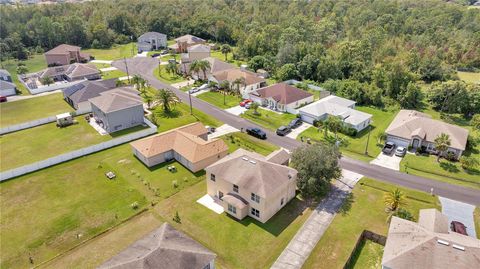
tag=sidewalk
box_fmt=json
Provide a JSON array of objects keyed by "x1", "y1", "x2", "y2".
[{"x1": 6, "y1": 90, "x2": 62, "y2": 102}]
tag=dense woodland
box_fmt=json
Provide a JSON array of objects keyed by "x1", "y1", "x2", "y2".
[{"x1": 1, "y1": 0, "x2": 479, "y2": 114}]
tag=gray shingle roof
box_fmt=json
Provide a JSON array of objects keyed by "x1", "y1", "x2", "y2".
[
  {"x1": 89, "y1": 88, "x2": 142, "y2": 113},
  {"x1": 139, "y1": 32, "x2": 167, "y2": 40},
  {"x1": 64, "y1": 79, "x2": 117, "y2": 105},
  {"x1": 0, "y1": 80, "x2": 16, "y2": 90}
]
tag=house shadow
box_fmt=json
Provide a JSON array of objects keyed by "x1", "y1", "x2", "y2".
[
  {"x1": 133, "y1": 155, "x2": 205, "y2": 177},
  {"x1": 439, "y1": 162, "x2": 460, "y2": 173}
]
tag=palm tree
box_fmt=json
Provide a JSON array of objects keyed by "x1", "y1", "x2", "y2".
[
  {"x1": 325, "y1": 115, "x2": 343, "y2": 141},
  {"x1": 138, "y1": 79, "x2": 148, "y2": 96},
  {"x1": 220, "y1": 44, "x2": 232, "y2": 61},
  {"x1": 144, "y1": 94, "x2": 153, "y2": 109},
  {"x1": 219, "y1": 80, "x2": 230, "y2": 105},
  {"x1": 165, "y1": 61, "x2": 178, "y2": 77},
  {"x1": 190, "y1": 60, "x2": 201, "y2": 79},
  {"x1": 155, "y1": 89, "x2": 179, "y2": 113},
  {"x1": 131, "y1": 74, "x2": 143, "y2": 90},
  {"x1": 434, "y1": 133, "x2": 451, "y2": 162},
  {"x1": 196, "y1": 60, "x2": 211, "y2": 81},
  {"x1": 384, "y1": 189, "x2": 407, "y2": 212},
  {"x1": 232, "y1": 77, "x2": 245, "y2": 99},
  {"x1": 250, "y1": 102, "x2": 260, "y2": 115}
]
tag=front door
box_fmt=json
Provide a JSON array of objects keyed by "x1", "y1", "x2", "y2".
[
  {"x1": 412, "y1": 139, "x2": 420, "y2": 148},
  {"x1": 218, "y1": 191, "x2": 224, "y2": 199}
]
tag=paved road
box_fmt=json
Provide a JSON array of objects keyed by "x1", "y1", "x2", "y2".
[{"x1": 113, "y1": 58, "x2": 480, "y2": 205}]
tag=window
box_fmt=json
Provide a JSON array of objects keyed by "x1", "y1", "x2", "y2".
[
  {"x1": 233, "y1": 184, "x2": 239, "y2": 193},
  {"x1": 251, "y1": 208, "x2": 260, "y2": 218},
  {"x1": 251, "y1": 193, "x2": 260, "y2": 203},
  {"x1": 281, "y1": 198, "x2": 284, "y2": 206},
  {"x1": 228, "y1": 204, "x2": 237, "y2": 214},
  {"x1": 210, "y1": 174, "x2": 215, "y2": 182}
]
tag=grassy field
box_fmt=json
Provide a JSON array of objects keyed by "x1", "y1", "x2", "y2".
[
  {"x1": 457, "y1": 71, "x2": 480, "y2": 84},
  {"x1": 210, "y1": 48, "x2": 246, "y2": 67},
  {"x1": 221, "y1": 132, "x2": 279, "y2": 156},
  {"x1": 0, "y1": 93, "x2": 72, "y2": 127},
  {"x1": 81, "y1": 43, "x2": 137, "y2": 61},
  {"x1": 153, "y1": 65, "x2": 186, "y2": 84},
  {"x1": 197, "y1": 91, "x2": 240, "y2": 109},
  {"x1": 298, "y1": 106, "x2": 398, "y2": 162},
  {"x1": 303, "y1": 177, "x2": 440, "y2": 269},
  {"x1": 101, "y1": 69, "x2": 127, "y2": 80},
  {"x1": 241, "y1": 108, "x2": 297, "y2": 131},
  {"x1": 152, "y1": 102, "x2": 222, "y2": 132},
  {"x1": 0, "y1": 54, "x2": 48, "y2": 94},
  {"x1": 347, "y1": 239, "x2": 384, "y2": 269}
]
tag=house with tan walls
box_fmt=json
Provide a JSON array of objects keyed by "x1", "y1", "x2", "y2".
[
  {"x1": 130, "y1": 122, "x2": 228, "y2": 173},
  {"x1": 210, "y1": 68, "x2": 267, "y2": 99},
  {"x1": 181, "y1": 44, "x2": 211, "y2": 63},
  {"x1": 249, "y1": 83, "x2": 314, "y2": 114},
  {"x1": 44, "y1": 44, "x2": 90, "y2": 66},
  {"x1": 205, "y1": 148, "x2": 297, "y2": 223},
  {"x1": 168, "y1": 34, "x2": 206, "y2": 53}
]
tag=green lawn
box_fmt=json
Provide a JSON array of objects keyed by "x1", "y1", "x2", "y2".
[
  {"x1": 475, "y1": 208, "x2": 480, "y2": 239},
  {"x1": 241, "y1": 109, "x2": 297, "y2": 131},
  {"x1": 101, "y1": 69, "x2": 127, "y2": 80},
  {"x1": 81, "y1": 43, "x2": 137, "y2": 61},
  {"x1": 91, "y1": 62, "x2": 111, "y2": 69},
  {"x1": 197, "y1": 91, "x2": 240, "y2": 109},
  {"x1": 347, "y1": 239, "x2": 384, "y2": 269},
  {"x1": 153, "y1": 65, "x2": 187, "y2": 84},
  {"x1": 302, "y1": 177, "x2": 440, "y2": 269},
  {"x1": 221, "y1": 132, "x2": 279, "y2": 156},
  {"x1": 457, "y1": 71, "x2": 480, "y2": 84},
  {"x1": 210, "y1": 49, "x2": 246, "y2": 67},
  {"x1": 298, "y1": 106, "x2": 398, "y2": 162},
  {"x1": 0, "y1": 93, "x2": 72, "y2": 127},
  {"x1": 1, "y1": 54, "x2": 48, "y2": 94}
]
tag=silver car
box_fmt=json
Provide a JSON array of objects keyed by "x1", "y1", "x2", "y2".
[{"x1": 395, "y1": 146, "x2": 406, "y2": 157}]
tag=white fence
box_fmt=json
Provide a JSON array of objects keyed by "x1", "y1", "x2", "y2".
[
  {"x1": 0, "y1": 116, "x2": 57, "y2": 135},
  {"x1": 19, "y1": 73, "x2": 87, "y2": 95},
  {"x1": 0, "y1": 119, "x2": 157, "y2": 181}
]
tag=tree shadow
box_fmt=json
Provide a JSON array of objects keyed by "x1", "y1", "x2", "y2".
[
  {"x1": 439, "y1": 161, "x2": 460, "y2": 173},
  {"x1": 158, "y1": 109, "x2": 182, "y2": 119},
  {"x1": 340, "y1": 193, "x2": 355, "y2": 216}
]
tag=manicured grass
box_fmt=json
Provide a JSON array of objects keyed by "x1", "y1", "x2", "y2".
[
  {"x1": 210, "y1": 49, "x2": 246, "y2": 67},
  {"x1": 197, "y1": 91, "x2": 240, "y2": 109},
  {"x1": 81, "y1": 43, "x2": 137, "y2": 61},
  {"x1": 153, "y1": 65, "x2": 186, "y2": 84},
  {"x1": 101, "y1": 69, "x2": 127, "y2": 80},
  {"x1": 474, "y1": 207, "x2": 480, "y2": 239},
  {"x1": 347, "y1": 240, "x2": 384, "y2": 269},
  {"x1": 91, "y1": 62, "x2": 111, "y2": 69},
  {"x1": 302, "y1": 178, "x2": 440, "y2": 269},
  {"x1": 241, "y1": 108, "x2": 297, "y2": 131},
  {"x1": 457, "y1": 71, "x2": 480, "y2": 84},
  {"x1": 154, "y1": 180, "x2": 314, "y2": 269},
  {"x1": 1, "y1": 54, "x2": 48, "y2": 94},
  {"x1": 298, "y1": 106, "x2": 398, "y2": 162},
  {"x1": 221, "y1": 132, "x2": 279, "y2": 156},
  {"x1": 0, "y1": 93, "x2": 72, "y2": 127}
]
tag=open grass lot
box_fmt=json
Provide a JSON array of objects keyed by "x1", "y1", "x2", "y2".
[
  {"x1": 457, "y1": 71, "x2": 480, "y2": 84},
  {"x1": 221, "y1": 132, "x2": 279, "y2": 155},
  {"x1": 197, "y1": 91, "x2": 240, "y2": 109},
  {"x1": 298, "y1": 106, "x2": 398, "y2": 162},
  {"x1": 302, "y1": 177, "x2": 440, "y2": 269},
  {"x1": 347, "y1": 239, "x2": 384, "y2": 269},
  {"x1": 153, "y1": 65, "x2": 186, "y2": 84},
  {"x1": 152, "y1": 102, "x2": 222, "y2": 132},
  {"x1": 81, "y1": 43, "x2": 137, "y2": 61},
  {"x1": 0, "y1": 93, "x2": 72, "y2": 127},
  {"x1": 241, "y1": 108, "x2": 297, "y2": 131},
  {"x1": 154, "y1": 179, "x2": 314, "y2": 269},
  {"x1": 210, "y1": 49, "x2": 246, "y2": 67},
  {"x1": 101, "y1": 69, "x2": 127, "y2": 80},
  {"x1": 91, "y1": 62, "x2": 111, "y2": 69},
  {"x1": 1, "y1": 54, "x2": 48, "y2": 94}
]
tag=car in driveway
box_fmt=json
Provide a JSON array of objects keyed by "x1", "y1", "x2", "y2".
[
  {"x1": 240, "y1": 99, "x2": 252, "y2": 107},
  {"x1": 382, "y1": 142, "x2": 396, "y2": 154},
  {"x1": 197, "y1": 83, "x2": 209, "y2": 91},
  {"x1": 246, "y1": 127, "x2": 267, "y2": 139},
  {"x1": 188, "y1": 88, "x2": 200, "y2": 94},
  {"x1": 276, "y1": 126, "x2": 291, "y2": 136},
  {"x1": 395, "y1": 146, "x2": 406, "y2": 157},
  {"x1": 288, "y1": 118, "x2": 303, "y2": 129},
  {"x1": 0, "y1": 96, "x2": 7, "y2": 102},
  {"x1": 451, "y1": 221, "x2": 468, "y2": 236},
  {"x1": 151, "y1": 53, "x2": 160, "y2": 58}
]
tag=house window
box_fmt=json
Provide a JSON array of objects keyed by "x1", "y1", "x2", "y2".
[
  {"x1": 210, "y1": 174, "x2": 215, "y2": 182},
  {"x1": 233, "y1": 184, "x2": 239, "y2": 193},
  {"x1": 281, "y1": 198, "x2": 284, "y2": 206},
  {"x1": 251, "y1": 193, "x2": 260, "y2": 203},
  {"x1": 228, "y1": 204, "x2": 237, "y2": 214},
  {"x1": 251, "y1": 208, "x2": 260, "y2": 218}
]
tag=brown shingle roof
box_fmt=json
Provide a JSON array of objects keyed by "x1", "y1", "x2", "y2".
[
  {"x1": 45, "y1": 44, "x2": 81, "y2": 55},
  {"x1": 212, "y1": 68, "x2": 265, "y2": 86},
  {"x1": 251, "y1": 83, "x2": 313, "y2": 105},
  {"x1": 174, "y1": 34, "x2": 205, "y2": 44}
]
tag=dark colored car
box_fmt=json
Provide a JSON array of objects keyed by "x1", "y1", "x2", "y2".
[
  {"x1": 151, "y1": 53, "x2": 160, "y2": 58},
  {"x1": 451, "y1": 221, "x2": 468, "y2": 236},
  {"x1": 276, "y1": 126, "x2": 291, "y2": 136},
  {"x1": 382, "y1": 142, "x2": 396, "y2": 154},
  {"x1": 288, "y1": 118, "x2": 303, "y2": 129},
  {"x1": 0, "y1": 96, "x2": 7, "y2": 102},
  {"x1": 246, "y1": 127, "x2": 267, "y2": 139}
]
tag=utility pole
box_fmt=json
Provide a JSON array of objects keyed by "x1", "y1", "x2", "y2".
[
  {"x1": 123, "y1": 57, "x2": 130, "y2": 84},
  {"x1": 365, "y1": 124, "x2": 371, "y2": 155},
  {"x1": 131, "y1": 36, "x2": 134, "y2": 56},
  {"x1": 188, "y1": 90, "x2": 193, "y2": 115}
]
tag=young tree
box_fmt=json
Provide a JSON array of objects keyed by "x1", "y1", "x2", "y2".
[
  {"x1": 325, "y1": 115, "x2": 343, "y2": 141},
  {"x1": 165, "y1": 61, "x2": 178, "y2": 77},
  {"x1": 219, "y1": 80, "x2": 230, "y2": 105},
  {"x1": 250, "y1": 102, "x2": 260, "y2": 115},
  {"x1": 197, "y1": 60, "x2": 211, "y2": 81},
  {"x1": 190, "y1": 60, "x2": 201, "y2": 79},
  {"x1": 173, "y1": 211, "x2": 181, "y2": 224},
  {"x1": 434, "y1": 133, "x2": 451, "y2": 162},
  {"x1": 290, "y1": 143, "x2": 342, "y2": 199},
  {"x1": 155, "y1": 89, "x2": 179, "y2": 113},
  {"x1": 384, "y1": 189, "x2": 406, "y2": 212},
  {"x1": 220, "y1": 44, "x2": 232, "y2": 61},
  {"x1": 40, "y1": 76, "x2": 54, "y2": 86},
  {"x1": 131, "y1": 74, "x2": 143, "y2": 90},
  {"x1": 232, "y1": 77, "x2": 245, "y2": 98}
]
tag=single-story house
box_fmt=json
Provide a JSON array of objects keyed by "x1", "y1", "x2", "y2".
[
  {"x1": 382, "y1": 209, "x2": 480, "y2": 269},
  {"x1": 89, "y1": 88, "x2": 144, "y2": 133},
  {"x1": 130, "y1": 122, "x2": 229, "y2": 173},
  {"x1": 210, "y1": 68, "x2": 267, "y2": 99},
  {"x1": 38, "y1": 63, "x2": 100, "y2": 82},
  {"x1": 298, "y1": 95, "x2": 372, "y2": 132},
  {"x1": 98, "y1": 223, "x2": 216, "y2": 269},
  {"x1": 180, "y1": 44, "x2": 211, "y2": 63},
  {"x1": 44, "y1": 44, "x2": 90, "y2": 66},
  {"x1": 63, "y1": 78, "x2": 117, "y2": 112},
  {"x1": 385, "y1": 110, "x2": 469, "y2": 159},
  {"x1": 206, "y1": 148, "x2": 297, "y2": 223},
  {"x1": 137, "y1": 32, "x2": 167, "y2": 52},
  {"x1": 249, "y1": 83, "x2": 314, "y2": 114},
  {"x1": 0, "y1": 69, "x2": 16, "y2": 96},
  {"x1": 180, "y1": 57, "x2": 235, "y2": 80},
  {"x1": 169, "y1": 34, "x2": 206, "y2": 53}
]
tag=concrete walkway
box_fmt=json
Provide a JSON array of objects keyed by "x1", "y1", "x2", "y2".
[
  {"x1": 99, "y1": 67, "x2": 118, "y2": 72},
  {"x1": 5, "y1": 89, "x2": 62, "y2": 102},
  {"x1": 171, "y1": 79, "x2": 195, "y2": 89},
  {"x1": 439, "y1": 197, "x2": 477, "y2": 238},
  {"x1": 90, "y1": 60, "x2": 113, "y2": 64},
  {"x1": 286, "y1": 123, "x2": 312, "y2": 139},
  {"x1": 207, "y1": 124, "x2": 239, "y2": 140},
  {"x1": 271, "y1": 169, "x2": 363, "y2": 269},
  {"x1": 225, "y1": 105, "x2": 247, "y2": 116}
]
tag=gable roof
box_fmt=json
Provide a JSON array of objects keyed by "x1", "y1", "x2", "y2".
[
  {"x1": 251, "y1": 83, "x2": 313, "y2": 105},
  {"x1": 382, "y1": 209, "x2": 480, "y2": 269},
  {"x1": 385, "y1": 110, "x2": 469, "y2": 150},
  {"x1": 187, "y1": 44, "x2": 210, "y2": 53},
  {"x1": 206, "y1": 149, "x2": 297, "y2": 197},
  {"x1": 212, "y1": 68, "x2": 265, "y2": 86},
  {"x1": 45, "y1": 44, "x2": 81, "y2": 55},
  {"x1": 130, "y1": 122, "x2": 228, "y2": 163},
  {"x1": 64, "y1": 78, "x2": 117, "y2": 105},
  {"x1": 138, "y1": 31, "x2": 167, "y2": 40},
  {"x1": 39, "y1": 63, "x2": 99, "y2": 80},
  {"x1": 265, "y1": 148, "x2": 291, "y2": 164},
  {"x1": 0, "y1": 69, "x2": 11, "y2": 77},
  {"x1": 0, "y1": 80, "x2": 15, "y2": 90},
  {"x1": 98, "y1": 223, "x2": 216, "y2": 269},
  {"x1": 174, "y1": 34, "x2": 205, "y2": 44},
  {"x1": 89, "y1": 88, "x2": 142, "y2": 113}
]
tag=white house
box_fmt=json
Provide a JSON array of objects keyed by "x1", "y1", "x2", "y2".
[
  {"x1": 137, "y1": 32, "x2": 167, "y2": 52},
  {"x1": 210, "y1": 68, "x2": 266, "y2": 99},
  {"x1": 0, "y1": 69, "x2": 17, "y2": 96},
  {"x1": 248, "y1": 83, "x2": 314, "y2": 114}
]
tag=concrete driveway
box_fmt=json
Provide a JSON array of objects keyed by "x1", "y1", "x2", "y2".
[
  {"x1": 370, "y1": 152, "x2": 402, "y2": 171},
  {"x1": 439, "y1": 197, "x2": 477, "y2": 238},
  {"x1": 225, "y1": 105, "x2": 247, "y2": 116},
  {"x1": 287, "y1": 122, "x2": 312, "y2": 139},
  {"x1": 207, "y1": 124, "x2": 238, "y2": 140}
]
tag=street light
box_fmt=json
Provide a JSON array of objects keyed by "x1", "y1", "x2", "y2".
[{"x1": 188, "y1": 89, "x2": 193, "y2": 115}]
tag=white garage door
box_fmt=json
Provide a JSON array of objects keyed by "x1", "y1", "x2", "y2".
[
  {"x1": 300, "y1": 113, "x2": 317, "y2": 125},
  {"x1": 387, "y1": 135, "x2": 410, "y2": 148}
]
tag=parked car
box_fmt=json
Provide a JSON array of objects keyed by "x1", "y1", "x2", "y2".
[
  {"x1": 160, "y1": 50, "x2": 168, "y2": 55},
  {"x1": 240, "y1": 99, "x2": 252, "y2": 107},
  {"x1": 0, "y1": 96, "x2": 7, "y2": 102},
  {"x1": 151, "y1": 53, "x2": 160, "y2": 58},
  {"x1": 288, "y1": 118, "x2": 303, "y2": 129},
  {"x1": 246, "y1": 127, "x2": 267, "y2": 139},
  {"x1": 276, "y1": 126, "x2": 291, "y2": 136},
  {"x1": 198, "y1": 83, "x2": 209, "y2": 91},
  {"x1": 395, "y1": 146, "x2": 406, "y2": 157},
  {"x1": 188, "y1": 88, "x2": 200, "y2": 94},
  {"x1": 450, "y1": 221, "x2": 468, "y2": 236},
  {"x1": 382, "y1": 142, "x2": 396, "y2": 154},
  {"x1": 245, "y1": 103, "x2": 251, "y2": 109}
]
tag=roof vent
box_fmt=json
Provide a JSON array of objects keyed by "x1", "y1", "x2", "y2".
[
  {"x1": 453, "y1": 244, "x2": 465, "y2": 251},
  {"x1": 249, "y1": 160, "x2": 256, "y2": 164},
  {"x1": 437, "y1": 239, "x2": 449, "y2": 246},
  {"x1": 242, "y1": 157, "x2": 249, "y2": 161}
]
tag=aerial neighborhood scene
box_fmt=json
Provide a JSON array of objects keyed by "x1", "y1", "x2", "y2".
[{"x1": 1, "y1": 0, "x2": 480, "y2": 269}]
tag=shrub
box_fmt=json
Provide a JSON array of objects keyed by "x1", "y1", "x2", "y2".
[
  {"x1": 341, "y1": 126, "x2": 357, "y2": 136},
  {"x1": 173, "y1": 211, "x2": 181, "y2": 223},
  {"x1": 460, "y1": 156, "x2": 479, "y2": 170},
  {"x1": 445, "y1": 151, "x2": 456, "y2": 161},
  {"x1": 131, "y1": 201, "x2": 139, "y2": 210},
  {"x1": 172, "y1": 180, "x2": 179, "y2": 188}
]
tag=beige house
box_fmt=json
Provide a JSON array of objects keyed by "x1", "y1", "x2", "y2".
[
  {"x1": 169, "y1": 34, "x2": 206, "y2": 53},
  {"x1": 44, "y1": 44, "x2": 90, "y2": 66},
  {"x1": 181, "y1": 44, "x2": 211, "y2": 63},
  {"x1": 180, "y1": 57, "x2": 235, "y2": 80},
  {"x1": 385, "y1": 110, "x2": 469, "y2": 159},
  {"x1": 130, "y1": 122, "x2": 228, "y2": 172},
  {"x1": 382, "y1": 209, "x2": 480, "y2": 269},
  {"x1": 205, "y1": 148, "x2": 297, "y2": 223},
  {"x1": 210, "y1": 68, "x2": 267, "y2": 99},
  {"x1": 249, "y1": 83, "x2": 314, "y2": 114}
]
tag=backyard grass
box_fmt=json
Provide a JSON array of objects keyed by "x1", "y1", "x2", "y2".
[
  {"x1": 153, "y1": 65, "x2": 186, "y2": 84},
  {"x1": 241, "y1": 108, "x2": 297, "y2": 131},
  {"x1": 298, "y1": 106, "x2": 398, "y2": 162},
  {"x1": 0, "y1": 93, "x2": 72, "y2": 127},
  {"x1": 346, "y1": 239, "x2": 384, "y2": 269},
  {"x1": 0, "y1": 54, "x2": 48, "y2": 94},
  {"x1": 221, "y1": 132, "x2": 279, "y2": 156},
  {"x1": 302, "y1": 177, "x2": 441, "y2": 269},
  {"x1": 81, "y1": 43, "x2": 137, "y2": 61},
  {"x1": 154, "y1": 180, "x2": 314, "y2": 269},
  {"x1": 210, "y1": 49, "x2": 246, "y2": 67},
  {"x1": 197, "y1": 91, "x2": 240, "y2": 109},
  {"x1": 457, "y1": 71, "x2": 480, "y2": 84},
  {"x1": 101, "y1": 69, "x2": 127, "y2": 80}
]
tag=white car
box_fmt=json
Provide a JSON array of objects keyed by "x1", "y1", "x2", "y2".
[
  {"x1": 395, "y1": 146, "x2": 406, "y2": 157},
  {"x1": 198, "y1": 83, "x2": 209, "y2": 91}
]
